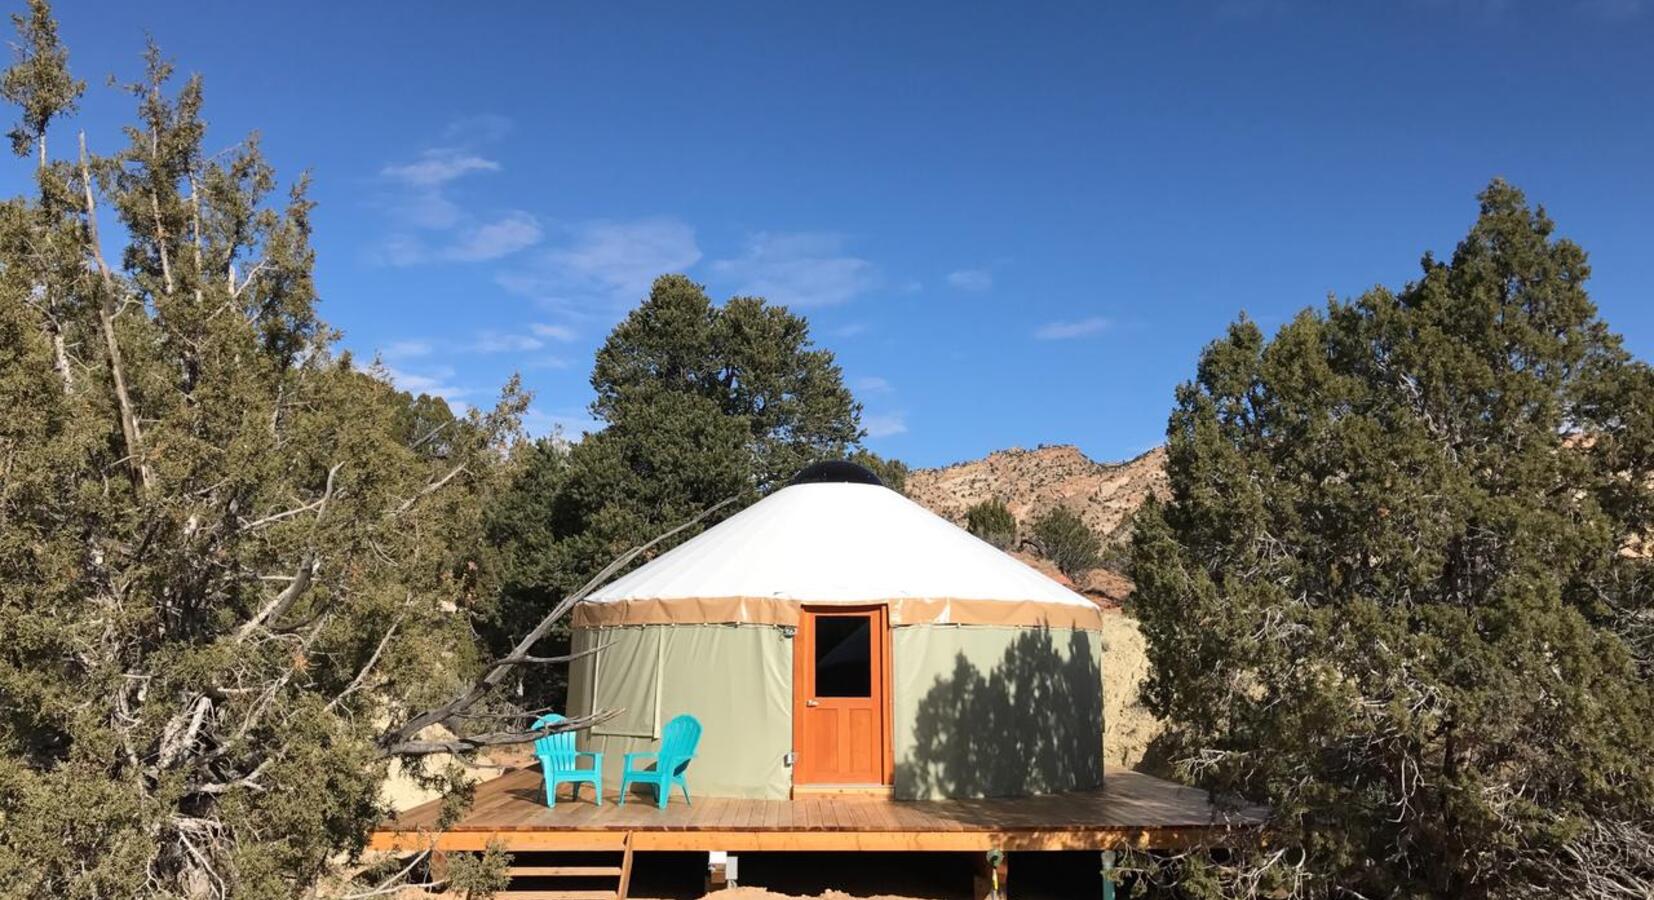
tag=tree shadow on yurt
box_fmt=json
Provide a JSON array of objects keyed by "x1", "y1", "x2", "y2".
[{"x1": 895, "y1": 627, "x2": 1102, "y2": 801}]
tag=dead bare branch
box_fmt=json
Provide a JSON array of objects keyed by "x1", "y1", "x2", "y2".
[{"x1": 379, "y1": 496, "x2": 735, "y2": 755}]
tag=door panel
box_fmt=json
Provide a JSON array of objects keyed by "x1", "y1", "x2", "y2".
[{"x1": 794, "y1": 607, "x2": 889, "y2": 785}]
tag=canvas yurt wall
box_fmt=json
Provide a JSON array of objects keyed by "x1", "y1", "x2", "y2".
[{"x1": 565, "y1": 468, "x2": 1105, "y2": 801}]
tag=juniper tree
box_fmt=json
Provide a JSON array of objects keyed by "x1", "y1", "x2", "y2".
[
  {"x1": 966, "y1": 498, "x2": 1018, "y2": 550},
  {"x1": 1129, "y1": 181, "x2": 1654, "y2": 898},
  {"x1": 486, "y1": 275, "x2": 896, "y2": 705},
  {"x1": 0, "y1": 8, "x2": 607, "y2": 897},
  {"x1": 0, "y1": 0, "x2": 80, "y2": 166},
  {"x1": 850, "y1": 446, "x2": 909, "y2": 494},
  {"x1": 1031, "y1": 505, "x2": 1101, "y2": 578}
]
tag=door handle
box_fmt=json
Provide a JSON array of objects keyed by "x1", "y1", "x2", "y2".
[{"x1": 805, "y1": 699, "x2": 820, "y2": 707}]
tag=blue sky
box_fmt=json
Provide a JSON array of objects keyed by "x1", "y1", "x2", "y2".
[{"x1": 12, "y1": 1, "x2": 1653, "y2": 467}]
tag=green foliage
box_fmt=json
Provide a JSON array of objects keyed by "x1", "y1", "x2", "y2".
[
  {"x1": 0, "y1": 6, "x2": 525, "y2": 895},
  {"x1": 1030, "y1": 505, "x2": 1100, "y2": 577},
  {"x1": 850, "y1": 446, "x2": 909, "y2": 494},
  {"x1": 0, "y1": 0, "x2": 81, "y2": 162},
  {"x1": 590, "y1": 275, "x2": 864, "y2": 494},
  {"x1": 444, "y1": 843, "x2": 512, "y2": 899},
  {"x1": 966, "y1": 498, "x2": 1018, "y2": 550},
  {"x1": 487, "y1": 275, "x2": 898, "y2": 707},
  {"x1": 1130, "y1": 180, "x2": 1654, "y2": 898}
]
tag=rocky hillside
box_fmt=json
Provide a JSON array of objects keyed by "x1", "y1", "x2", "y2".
[
  {"x1": 909, "y1": 444, "x2": 1170, "y2": 771},
  {"x1": 907, "y1": 443, "x2": 1168, "y2": 549}
]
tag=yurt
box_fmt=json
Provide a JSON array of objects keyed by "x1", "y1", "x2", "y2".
[{"x1": 566, "y1": 461, "x2": 1105, "y2": 801}]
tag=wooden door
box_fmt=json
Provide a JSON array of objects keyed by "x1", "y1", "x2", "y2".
[{"x1": 793, "y1": 606, "x2": 891, "y2": 785}]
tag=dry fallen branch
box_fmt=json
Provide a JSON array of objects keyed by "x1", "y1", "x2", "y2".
[{"x1": 379, "y1": 496, "x2": 735, "y2": 756}]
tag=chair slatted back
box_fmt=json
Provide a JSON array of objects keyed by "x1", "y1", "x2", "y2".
[
  {"x1": 532, "y1": 713, "x2": 577, "y2": 771},
  {"x1": 659, "y1": 714, "x2": 702, "y2": 774}
]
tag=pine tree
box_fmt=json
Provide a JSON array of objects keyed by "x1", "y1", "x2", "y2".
[{"x1": 1129, "y1": 181, "x2": 1654, "y2": 898}]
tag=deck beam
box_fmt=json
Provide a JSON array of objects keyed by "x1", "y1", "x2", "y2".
[
  {"x1": 371, "y1": 825, "x2": 1246, "y2": 854},
  {"x1": 370, "y1": 765, "x2": 1267, "y2": 857}
]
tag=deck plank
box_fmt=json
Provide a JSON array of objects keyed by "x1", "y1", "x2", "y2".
[{"x1": 373, "y1": 766, "x2": 1268, "y2": 854}]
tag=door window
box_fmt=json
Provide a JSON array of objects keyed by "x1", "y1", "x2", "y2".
[{"x1": 813, "y1": 615, "x2": 871, "y2": 697}]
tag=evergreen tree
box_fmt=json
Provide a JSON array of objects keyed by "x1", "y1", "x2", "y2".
[
  {"x1": 966, "y1": 498, "x2": 1018, "y2": 550},
  {"x1": 0, "y1": 8, "x2": 548, "y2": 895},
  {"x1": 1031, "y1": 505, "x2": 1101, "y2": 578},
  {"x1": 1129, "y1": 181, "x2": 1654, "y2": 898},
  {"x1": 488, "y1": 275, "x2": 894, "y2": 706},
  {"x1": 850, "y1": 446, "x2": 909, "y2": 494},
  {"x1": 0, "y1": 0, "x2": 80, "y2": 166},
  {"x1": 588, "y1": 274, "x2": 864, "y2": 494}
]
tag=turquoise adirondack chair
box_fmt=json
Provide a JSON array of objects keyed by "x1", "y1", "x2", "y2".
[
  {"x1": 619, "y1": 714, "x2": 701, "y2": 808},
  {"x1": 532, "y1": 713, "x2": 603, "y2": 807}
]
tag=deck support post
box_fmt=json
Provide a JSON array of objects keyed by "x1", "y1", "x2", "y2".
[
  {"x1": 706, "y1": 850, "x2": 738, "y2": 891},
  {"x1": 973, "y1": 848, "x2": 1008, "y2": 900},
  {"x1": 1101, "y1": 849, "x2": 1117, "y2": 900}
]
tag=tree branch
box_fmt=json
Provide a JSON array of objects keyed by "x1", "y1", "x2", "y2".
[
  {"x1": 492, "y1": 642, "x2": 611, "y2": 668},
  {"x1": 378, "y1": 497, "x2": 735, "y2": 754},
  {"x1": 390, "y1": 463, "x2": 467, "y2": 518},
  {"x1": 326, "y1": 618, "x2": 400, "y2": 713},
  {"x1": 336, "y1": 845, "x2": 437, "y2": 900},
  {"x1": 234, "y1": 463, "x2": 340, "y2": 642},
  {"x1": 232, "y1": 259, "x2": 268, "y2": 300},
  {"x1": 381, "y1": 709, "x2": 618, "y2": 757},
  {"x1": 80, "y1": 131, "x2": 152, "y2": 494}
]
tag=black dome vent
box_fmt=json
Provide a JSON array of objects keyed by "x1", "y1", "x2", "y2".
[{"x1": 789, "y1": 459, "x2": 883, "y2": 487}]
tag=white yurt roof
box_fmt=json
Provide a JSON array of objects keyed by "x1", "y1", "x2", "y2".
[{"x1": 578, "y1": 481, "x2": 1100, "y2": 628}]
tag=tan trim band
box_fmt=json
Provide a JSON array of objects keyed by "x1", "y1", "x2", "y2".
[{"x1": 571, "y1": 596, "x2": 1104, "y2": 631}]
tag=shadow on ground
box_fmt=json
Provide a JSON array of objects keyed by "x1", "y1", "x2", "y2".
[{"x1": 613, "y1": 850, "x2": 1109, "y2": 899}]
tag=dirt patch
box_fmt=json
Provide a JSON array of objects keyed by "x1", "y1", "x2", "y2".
[
  {"x1": 1099, "y1": 611, "x2": 1161, "y2": 771},
  {"x1": 378, "y1": 724, "x2": 510, "y2": 813}
]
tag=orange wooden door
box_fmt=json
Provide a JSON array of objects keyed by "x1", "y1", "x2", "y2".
[{"x1": 793, "y1": 606, "x2": 890, "y2": 785}]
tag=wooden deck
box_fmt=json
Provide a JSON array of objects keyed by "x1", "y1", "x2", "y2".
[{"x1": 371, "y1": 766, "x2": 1267, "y2": 853}]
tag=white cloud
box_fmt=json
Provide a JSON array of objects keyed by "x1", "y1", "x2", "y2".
[
  {"x1": 442, "y1": 211, "x2": 542, "y2": 262},
  {"x1": 373, "y1": 137, "x2": 535, "y2": 265},
  {"x1": 828, "y1": 322, "x2": 869, "y2": 338},
  {"x1": 382, "y1": 364, "x2": 469, "y2": 407},
  {"x1": 530, "y1": 323, "x2": 577, "y2": 342},
  {"x1": 946, "y1": 268, "x2": 992, "y2": 292},
  {"x1": 853, "y1": 376, "x2": 893, "y2": 394},
  {"x1": 371, "y1": 234, "x2": 431, "y2": 267},
  {"x1": 376, "y1": 213, "x2": 541, "y2": 267},
  {"x1": 393, "y1": 191, "x2": 464, "y2": 230},
  {"x1": 864, "y1": 412, "x2": 908, "y2": 438},
  {"x1": 468, "y1": 331, "x2": 544, "y2": 353},
  {"x1": 498, "y1": 217, "x2": 702, "y2": 312},
  {"x1": 711, "y1": 232, "x2": 879, "y2": 308},
  {"x1": 381, "y1": 149, "x2": 500, "y2": 188},
  {"x1": 523, "y1": 405, "x2": 605, "y2": 440},
  {"x1": 381, "y1": 339, "x2": 432, "y2": 359},
  {"x1": 379, "y1": 329, "x2": 557, "y2": 359},
  {"x1": 1034, "y1": 316, "x2": 1111, "y2": 340}
]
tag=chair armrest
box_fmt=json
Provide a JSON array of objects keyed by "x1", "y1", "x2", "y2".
[
  {"x1": 623, "y1": 751, "x2": 658, "y2": 763},
  {"x1": 574, "y1": 750, "x2": 603, "y2": 760}
]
